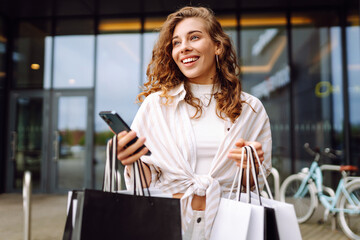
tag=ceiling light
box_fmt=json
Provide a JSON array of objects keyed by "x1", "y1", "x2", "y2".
[{"x1": 31, "y1": 64, "x2": 40, "y2": 70}]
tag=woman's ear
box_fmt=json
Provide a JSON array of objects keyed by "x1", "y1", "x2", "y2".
[{"x1": 215, "y1": 43, "x2": 222, "y2": 56}]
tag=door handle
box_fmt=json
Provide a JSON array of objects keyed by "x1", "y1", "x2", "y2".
[
  {"x1": 11, "y1": 131, "x2": 17, "y2": 162},
  {"x1": 53, "y1": 131, "x2": 60, "y2": 162}
]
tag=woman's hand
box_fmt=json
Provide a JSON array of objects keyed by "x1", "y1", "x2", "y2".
[
  {"x1": 227, "y1": 138, "x2": 264, "y2": 187},
  {"x1": 116, "y1": 131, "x2": 149, "y2": 165},
  {"x1": 227, "y1": 138, "x2": 264, "y2": 168}
]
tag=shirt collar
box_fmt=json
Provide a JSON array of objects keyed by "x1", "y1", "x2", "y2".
[{"x1": 167, "y1": 82, "x2": 186, "y2": 101}]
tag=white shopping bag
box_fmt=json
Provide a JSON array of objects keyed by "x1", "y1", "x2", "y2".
[
  {"x1": 210, "y1": 197, "x2": 251, "y2": 240},
  {"x1": 210, "y1": 147, "x2": 254, "y2": 240},
  {"x1": 240, "y1": 196, "x2": 265, "y2": 239},
  {"x1": 213, "y1": 146, "x2": 278, "y2": 240}
]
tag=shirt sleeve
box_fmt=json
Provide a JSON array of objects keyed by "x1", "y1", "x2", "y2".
[
  {"x1": 123, "y1": 95, "x2": 162, "y2": 190},
  {"x1": 124, "y1": 157, "x2": 162, "y2": 190},
  {"x1": 252, "y1": 100, "x2": 272, "y2": 193}
]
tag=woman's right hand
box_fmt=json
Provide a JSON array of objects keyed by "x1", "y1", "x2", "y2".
[{"x1": 116, "y1": 131, "x2": 149, "y2": 165}]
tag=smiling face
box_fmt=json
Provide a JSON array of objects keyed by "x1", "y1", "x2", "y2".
[{"x1": 171, "y1": 17, "x2": 220, "y2": 84}]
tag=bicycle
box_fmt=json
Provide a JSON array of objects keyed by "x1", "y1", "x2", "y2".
[{"x1": 280, "y1": 143, "x2": 360, "y2": 239}]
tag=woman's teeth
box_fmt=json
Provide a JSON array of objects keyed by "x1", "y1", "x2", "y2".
[{"x1": 182, "y1": 57, "x2": 199, "y2": 63}]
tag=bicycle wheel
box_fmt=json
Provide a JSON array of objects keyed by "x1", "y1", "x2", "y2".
[
  {"x1": 337, "y1": 179, "x2": 360, "y2": 240},
  {"x1": 280, "y1": 174, "x2": 318, "y2": 223}
]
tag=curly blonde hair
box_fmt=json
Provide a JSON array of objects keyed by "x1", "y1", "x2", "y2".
[{"x1": 138, "y1": 6, "x2": 243, "y2": 122}]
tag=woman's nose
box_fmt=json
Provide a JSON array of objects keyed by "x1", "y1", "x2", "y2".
[{"x1": 180, "y1": 41, "x2": 192, "y2": 53}]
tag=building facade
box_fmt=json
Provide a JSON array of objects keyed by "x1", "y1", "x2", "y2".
[{"x1": 0, "y1": 0, "x2": 359, "y2": 193}]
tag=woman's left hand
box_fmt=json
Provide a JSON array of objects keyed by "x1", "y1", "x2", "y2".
[{"x1": 227, "y1": 138, "x2": 264, "y2": 169}]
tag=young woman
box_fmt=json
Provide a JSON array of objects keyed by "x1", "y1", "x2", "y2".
[{"x1": 116, "y1": 6, "x2": 272, "y2": 240}]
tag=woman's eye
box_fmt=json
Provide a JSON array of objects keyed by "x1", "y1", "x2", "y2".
[
  {"x1": 173, "y1": 41, "x2": 180, "y2": 46},
  {"x1": 191, "y1": 35, "x2": 199, "y2": 40}
]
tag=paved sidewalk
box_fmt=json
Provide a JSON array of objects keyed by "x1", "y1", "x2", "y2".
[
  {"x1": 0, "y1": 193, "x2": 351, "y2": 239},
  {"x1": 0, "y1": 194, "x2": 68, "y2": 240}
]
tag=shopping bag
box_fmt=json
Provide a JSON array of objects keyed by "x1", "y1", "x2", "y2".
[
  {"x1": 248, "y1": 145, "x2": 302, "y2": 240},
  {"x1": 210, "y1": 160, "x2": 251, "y2": 240},
  {"x1": 239, "y1": 146, "x2": 279, "y2": 240},
  {"x1": 240, "y1": 194, "x2": 279, "y2": 240},
  {"x1": 63, "y1": 190, "x2": 79, "y2": 240},
  {"x1": 256, "y1": 193, "x2": 302, "y2": 240},
  {"x1": 63, "y1": 135, "x2": 182, "y2": 240},
  {"x1": 66, "y1": 188, "x2": 182, "y2": 240}
]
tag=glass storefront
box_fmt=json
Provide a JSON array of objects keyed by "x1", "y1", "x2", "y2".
[
  {"x1": 13, "y1": 96, "x2": 43, "y2": 189},
  {"x1": 291, "y1": 11, "x2": 345, "y2": 171},
  {"x1": 7, "y1": 18, "x2": 95, "y2": 193},
  {"x1": 240, "y1": 13, "x2": 291, "y2": 179},
  {"x1": 0, "y1": 17, "x2": 5, "y2": 90},
  {"x1": 12, "y1": 20, "x2": 51, "y2": 89},
  {"x1": 1, "y1": 3, "x2": 360, "y2": 193},
  {"x1": 94, "y1": 18, "x2": 142, "y2": 189},
  {"x1": 54, "y1": 19, "x2": 95, "y2": 89},
  {"x1": 347, "y1": 11, "x2": 360, "y2": 169},
  {"x1": 0, "y1": 17, "x2": 6, "y2": 192}
]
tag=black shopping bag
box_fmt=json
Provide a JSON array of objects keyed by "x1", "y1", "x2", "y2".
[
  {"x1": 264, "y1": 206, "x2": 280, "y2": 240},
  {"x1": 63, "y1": 189, "x2": 182, "y2": 240},
  {"x1": 63, "y1": 136, "x2": 182, "y2": 240}
]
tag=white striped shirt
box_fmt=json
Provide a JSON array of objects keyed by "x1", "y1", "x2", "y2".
[{"x1": 126, "y1": 83, "x2": 272, "y2": 239}]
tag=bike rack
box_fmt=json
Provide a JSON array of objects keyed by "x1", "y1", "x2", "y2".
[
  {"x1": 271, "y1": 168, "x2": 280, "y2": 200},
  {"x1": 262, "y1": 167, "x2": 280, "y2": 200},
  {"x1": 23, "y1": 171, "x2": 32, "y2": 240}
]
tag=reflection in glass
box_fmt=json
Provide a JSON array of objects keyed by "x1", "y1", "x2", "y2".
[
  {"x1": 94, "y1": 33, "x2": 141, "y2": 189},
  {"x1": 347, "y1": 14, "x2": 360, "y2": 168},
  {"x1": 142, "y1": 17, "x2": 165, "y2": 83},
  {"x1": 143, "y1": 32, "x2": 159, "y2": 83},
  {"x1": 53, "y1": 35, "x2": 94, "y2": 88},
  {"x1": 218, "y1": 15, "x2": 238, "y2": 57},
  {"x1": 98, "y1": 18, "x2": 141, "y2": 33},
  {"x1": 57, "y1": 96, "x2": 87, "y2": 189},
  {"x1": 0, "y1": 18, "x2": 5, "y2": 89},
  {"x1": 240, "y1": 13, "x2": 291, "y2": 178},
  {"x1": 291, "y1": 12, "x2": 344, "y2": 175},
  {"x1": 13, "y1": 20, "x2": 52, "y2": 89},
  {"x1": 0, "y1": 18, "x2": 5, "y2": 174},
  {"x1": 14, "y1": 97, "x2": 43, "y2": 189}
]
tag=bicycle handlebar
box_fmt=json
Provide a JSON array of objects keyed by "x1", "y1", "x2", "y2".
[
  {"x1": 303, "y1": 143, "x2": 320, "y2": 157},
  {"x1": 323, "y1": 148, "x2": 343, "y2": 159}
]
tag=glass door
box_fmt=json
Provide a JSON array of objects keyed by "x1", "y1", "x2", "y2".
[
  {"x1": 7, "y1": 91, "x2": 49, "y2": 192},
  {"x1": 7, "y1": 90, "x2": 94, "y2": 193},
  {"x1": 49, "y1": 90, "x2": 94, "y2": 193}
]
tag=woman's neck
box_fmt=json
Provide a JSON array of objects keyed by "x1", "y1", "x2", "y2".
[{"x1": 187, "y1": 73, "x2": 216, "y2": 85}]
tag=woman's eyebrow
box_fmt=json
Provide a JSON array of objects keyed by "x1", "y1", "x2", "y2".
[
  {"x1": 172, "y1": 30, "x2": 203, "y2": 40},
  {"x1": 188, "y1": 30, "x2": 203, "y2": 35}
]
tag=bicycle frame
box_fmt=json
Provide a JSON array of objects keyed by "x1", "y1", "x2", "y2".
[{"x1": 294, "y1": 161, "x2": 360, "y2": 214}]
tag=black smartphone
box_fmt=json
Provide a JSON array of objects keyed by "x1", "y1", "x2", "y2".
[{"x1": 99, "y1": 111, "x2": 151, "y2": 156}]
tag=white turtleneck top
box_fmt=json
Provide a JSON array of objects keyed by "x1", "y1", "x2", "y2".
[{"x1": 186, "y1": 83, "x2": 227, "y2": 175}]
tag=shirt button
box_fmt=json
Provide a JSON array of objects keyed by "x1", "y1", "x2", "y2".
[
  {"x1": 227, "y1": 128, "x2": 230, "y2": 131},
  {"x1": 197, "y1": 217, "x2": 201, "y2": 223}
]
